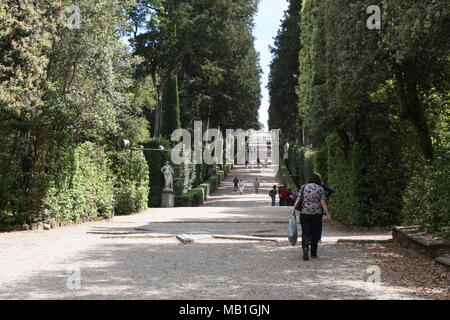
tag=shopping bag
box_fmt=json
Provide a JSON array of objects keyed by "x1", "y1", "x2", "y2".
[{"x1": 288, "y1": 216, "x2": 298, "y2": 246}]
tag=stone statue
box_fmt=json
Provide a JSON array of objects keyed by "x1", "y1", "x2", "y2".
[
  {"x1": 283, "y1": 142, "x2": 290, "y2": 160},
  {"x1": 161, "y1": 161, "x2": 174, "y2": 190}
]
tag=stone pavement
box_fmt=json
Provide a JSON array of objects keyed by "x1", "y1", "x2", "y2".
[{"x1": 0, "y1": 165, "x2": 417, "y2": 299}]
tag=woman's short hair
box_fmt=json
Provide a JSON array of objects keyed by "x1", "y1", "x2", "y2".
[{"x1": 308, "y1": 173, "x2": 323, "y2": 185}]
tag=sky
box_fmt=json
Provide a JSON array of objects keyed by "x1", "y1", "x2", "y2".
[{"x1": 253, "y1": 0, "x2": 289, "y2": 131}]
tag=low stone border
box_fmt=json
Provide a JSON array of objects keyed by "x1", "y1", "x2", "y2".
[
  {"x1": 0, "y1": 218, "x2": 107, "y2": 233},
  {"x1": 392, "y1": 226, "x2": 450, "y2": 258},
  {"x1": 176, "y1": 234, "x2": 194, "y2": 244},
  {"x1": 336, "y1": 238, "x2": 392, "y2": 244},
  {"x1": 435, "y1": 255, "x2": 450, "y2": 270},
  {"x1": 211, "y1": 235, "x2": 279, "y2": 242}
]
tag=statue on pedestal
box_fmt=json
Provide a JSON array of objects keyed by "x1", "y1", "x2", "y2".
[
  {"x1": 283, "y1": 142, "x2": 290, "y2": 160},
  {"x1": 161, "y1": 161, "x2": 174, "y2": 190}
]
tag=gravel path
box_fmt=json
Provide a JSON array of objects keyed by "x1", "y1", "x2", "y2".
[{"x1": 0, "y1": 165, "x2": 429, "y2": 299}]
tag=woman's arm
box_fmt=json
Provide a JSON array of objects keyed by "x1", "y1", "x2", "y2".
[
  {"x1": 292, "y1": 197, "x2": 300, "y2": 216},
  {"x1": 321, "y1": 199, "x2": 331, "y2": 221}
]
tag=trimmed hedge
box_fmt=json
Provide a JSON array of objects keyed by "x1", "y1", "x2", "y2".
[
  {"x1": 314, "y1": 146, "x2": 328, "y2": 184},
  {"x1": 174, "y1": 164, "x2": 234, "y2": 207},
  {"x1": 286, "y1": 145, "x2": 314, "y2": 186},
  {"x1": 41, "y1": 142, "x2": 115, "y2": 225},
  {"x1": 109, "y1": 149, "x2": 149, "y2": 215},
  {"x1": 223, "y1": 163, "x2": 233, "y2": 175},
  {"x1": 174, "y1": 187, "x2": 205, "y2": 207},
  {"x1": 326, "y1": 133, "x2": 407, "y2": 227},
  {"x1": 279, "y1": 161, "x2": 298, "y2": 191},
  {"x1": 402, "y1": 150, "x2": 450, "y2": 238}
]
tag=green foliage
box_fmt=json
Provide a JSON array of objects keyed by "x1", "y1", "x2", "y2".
[
  {"x1": 267, "y1": 0, "x2": 302, "y2": 140},
  {"x1": 286, "y1": 145, "x2": 315, "y2": 186},
  {"x1": 109, "y1": 150, "x2": 149, "y2": 215},
  {"x1": 402, "y1": 151, "x2": 450, "y2": 238},
  {"x1": 0, "y1": 0, "x2": 152, "y2": 225},
  {"x1": 325, "y1": 135, "x2": 363, "y2": 226},
  {"x1": 142, "y1": 0, "x2": 263, "y2": 132},
  {"x1": 326, "y1": 134, "x2": 407, "y2": 227},
  {"x1": 173, "y1": 159, "x2": 195, "y2": 196},
  {"x1": 314, "y1": 147, "x2": 328, "y2": 184},
  {"x1": 41, "y1": 142, "x2": 115, "y2": 225},
  {"x1": 223, "y1": 163, "x2": 233, "y2": 175},
  {"x1": 143, "y1": 137, "x2": 171, "y2": 207},
  {"x1": 279, "y1": 161, "x2": 298, "y2": 191},
  {"x1": 161, "y1": 73, "x2": 181, "y2": 139},
  {"x1": 268, "y1": 0, "x2": 449, "y2": 234},
  {"x1": 174, "y1": 167, "x2": 232, "y2": 207},
  {"x1": 175, "y1": 187, "x2": 205, "y2": 207}
]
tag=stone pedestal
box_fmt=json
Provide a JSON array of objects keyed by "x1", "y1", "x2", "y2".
[{"x1": 161, "y1": 188, "x2": 175, "y2": 208}]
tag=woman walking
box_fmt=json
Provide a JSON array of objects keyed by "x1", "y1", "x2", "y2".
[{"x1": 292, "y1": 173, "x2": 331, "y2": 260}]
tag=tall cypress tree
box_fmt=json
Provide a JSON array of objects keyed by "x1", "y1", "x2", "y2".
[
  {"x1": 268, "y1": 0, "x2": 302, "y2": 143},
  {"x1": 161, "y1": 73, "x2": 181, "y2": 138}
]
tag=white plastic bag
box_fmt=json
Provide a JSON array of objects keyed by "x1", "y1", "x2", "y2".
[{"x1": 288, "y1": 216, "x2": 298, "y2": 246}]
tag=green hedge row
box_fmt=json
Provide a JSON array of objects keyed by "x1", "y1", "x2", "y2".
[
  {"x1": 41, "y1": 142, "x2": 115, "y2": 224},
  {"x1": 325, "y1": 134, "x2": 407, "y2": 227},
  {"x1": 285, "y1": 145, "x2": 314, "y2": 186},
  {"x1": 402, "y1": 150, "x2": 450, "y2": 238},
  {"x1": 174, "y1": 164, "x2": 233, "y2": 207},
  {"x1": 40, "y1": 142, "x2": 151, "y2": 224},
  {"x1": 0, "y1": 141, "x2": 151, "y2": 226},
  {"x1": 109, "y1": 149, "x2": 149, "y2": 215},
  {"x1": 314, "y1": 146, "x2": 328, "y2": 184},
  {"x1": 279, "y1": 161, "x2": 298, "y2": 191}
]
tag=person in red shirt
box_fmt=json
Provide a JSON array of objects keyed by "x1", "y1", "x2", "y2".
[{"x1": 279, "y1": 186, "x2": 289, "y2": 206}]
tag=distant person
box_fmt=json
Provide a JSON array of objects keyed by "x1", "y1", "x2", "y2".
[
  {"x1": 253, "y1": 178, "x2": 260, "y2": 193},
  {"x1": 245, "y1": 160, "x2": 249, "y2": 168},
  {"x1": 292, "y1": 173, "x2": 331, "y2": 261},
  {"x1": 280, "y1": 186, "x2": 289, "y2": 206},
  {"x1": 239, "y1": 180, "x2": 245, "y2": 194},
  {"x1": 233, "y1": 176, "x2": 239, "y2": 192},
  {"x1": 257, "y1": 158, "x2": 261, "y2": 168},
  {"x1": 269, "y1": 185, "x2": 277, "y2": 206}
]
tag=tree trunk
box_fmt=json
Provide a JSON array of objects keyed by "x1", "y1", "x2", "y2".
[
  {"x1": 153, "y1": 87, "x2": 163, "y2": 138},
  {"x1": 393, "y1": 66, "x2": 433, "y2": 160}
]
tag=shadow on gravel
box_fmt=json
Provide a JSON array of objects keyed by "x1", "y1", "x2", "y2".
[{"x1": 0, "y1": 240, "x2": 412, "y2": 300}]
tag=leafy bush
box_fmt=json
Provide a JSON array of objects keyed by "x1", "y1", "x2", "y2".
[
  {"x1": 109, "y1": 149, "x2": 149, "y2": 215},
  {"x1": 303, "y1": 148, "x2": 315, "y2": 183},
  {"x1": 314, "y1": 146, "x2": 328, "y2": 183},
  {"x1": 175, "y1": 187, "x2": 205, "y2": 207},
  {"x1": 402, "y1": 151, "x2": 450, "y2": 238},
  {"x1": 174, "y1": 167, "x2": 233, "y2": 207},
  {"x1": 326, "y1": 135, "x2": 362, "y2": 226},
  {"x1": 326, "y1": 133, "x2": 407, "y2": 227},
  {"x1": 216, "y1": 170, "x2": 225, "y2": 182},
  {"x1": 173, "y1": 159, "x2": 195, "y2": 195},
  {"x1": 41, "y1": 142, "x2": 115, "y2": 224},
  {"x1": 279, "y1": 161, "x2": 298, "y2": 191},
  {"x1": 286, "y1": 145, "x2": 314, "y2": 186},
  {"x1": 223, "y1": 163, "x2": 233, "y2": 174},
  {"x1": 207, "y1": 175, "x2": 220, "y2": 192}
]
